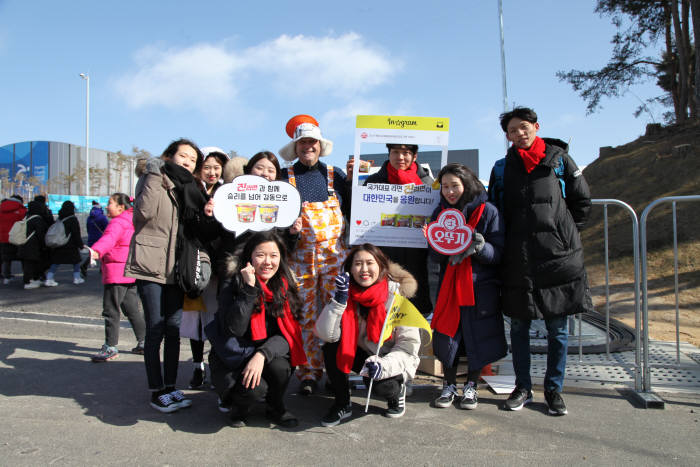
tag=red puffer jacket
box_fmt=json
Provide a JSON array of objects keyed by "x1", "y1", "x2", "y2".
[{"x1": 0, "y1": 197, "x2": 27, "y2": 243}]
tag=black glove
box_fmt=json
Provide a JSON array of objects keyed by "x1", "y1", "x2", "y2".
[
  {"x1": 334, "y1": 272, "x2": 350, "y2": 305},
  {"x1": 449, "y1": 232, "x2": 485, "y2": 265},
  {"x1": 364, "y1": 361, "x2": 382, "y2": 380}
]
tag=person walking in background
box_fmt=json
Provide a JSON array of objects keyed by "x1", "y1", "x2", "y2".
[
  {"x1": 489, "y1": 107, "x2": 592, "y2": 416},
  {"x1": 278, "y1": 114, "x2": 349, "y2": 396},
  {"x1": 0, "y1": 195, "x2": 26, "y2": 284},
  {"x1": 32, "y1": 194, "x2": 54, "y2": 280},
  {"x1": 44, "y1": 200, "x2": 85, "y2": 286},
  {"x1": 88, "y1": 193, "x2": 146, "y2": 362},
  {"x1": 82, "y1": 200, "x2": 109, "y2": 278},
  {"x1": 125, "y1": 138, "x2": 217, "y2": 413},
  {"x1": 428, "y1": 163, "x2": 507, "y2": 411},
  {"x1": 17, "y1": 200, "x2": 49, "y2": 289}
]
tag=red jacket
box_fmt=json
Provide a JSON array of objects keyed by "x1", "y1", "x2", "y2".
[{"x1": 0, "y1": 198, "x2": 27, "y2": 243}]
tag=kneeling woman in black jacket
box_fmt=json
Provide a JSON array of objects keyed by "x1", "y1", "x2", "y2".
[{"x1": 209, "y1": 230, "x2": 306, "y2": 428}]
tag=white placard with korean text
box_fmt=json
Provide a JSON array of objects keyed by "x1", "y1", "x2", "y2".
[
  {"x1": 349, "y1": 115, "x2": 449, "y2": 248},
  {"x1": 213, "y1": 175, "x2": 301, "y2": 235}
]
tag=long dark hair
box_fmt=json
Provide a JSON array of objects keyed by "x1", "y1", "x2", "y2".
[
  {"x1": 161, "y1": 138, "x2": 204, "y2": 173},
  {"x1": 240, "y1": 230, "x2": 302, "y2": 319},
  {"x1": 244, "y1": 151, "x2": 282, "y2": 180},
  {"x1": 342, "y1": 243, "x2": 390, "y2": 287},
  {"x1": 436, "y1": 163, "x2": 484, "y2": 210}
]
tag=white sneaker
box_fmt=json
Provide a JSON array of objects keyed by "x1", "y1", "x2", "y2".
[
  {"x1": 3, "y1": 278, "x2": 10, "y2": 285},
  {"x1": 73, "y1": 277, "x2": 85, "y2": 285},
  {"x1": 24, "y1": 280, "x2": 41, "y2": 289},
  {"x1": 44, "y1": 279, "x2": 59, "y2": 287}
]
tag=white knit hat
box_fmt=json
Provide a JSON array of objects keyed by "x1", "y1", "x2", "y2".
[{"x1": 278, "y1": 115, "x2": 333, "y2": 162}]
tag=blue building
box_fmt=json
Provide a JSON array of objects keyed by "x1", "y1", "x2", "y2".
[{"x1": 0, "y1": 141, "x2": 137, "y2": 204}]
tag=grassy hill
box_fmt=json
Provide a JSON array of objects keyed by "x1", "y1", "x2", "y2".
[{"x1": 580, "y1": 119, "x2": 700, "y2": 346}]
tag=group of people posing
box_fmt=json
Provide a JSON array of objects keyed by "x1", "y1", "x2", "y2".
[{"x1": 0, "y1": 106, "x2": 593, "y2": 428}]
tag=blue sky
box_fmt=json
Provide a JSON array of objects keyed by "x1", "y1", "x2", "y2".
[{"x1": 0, "y1": 0, "x2": 663, "y2": 179}]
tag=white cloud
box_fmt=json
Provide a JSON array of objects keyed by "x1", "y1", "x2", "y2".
[
  {"x1": 243, "y1": 33, "x2": 397, "y2": 97},
  {"x1": 114, "y1": 33, "x2": 397, "y2": 111},
  {"x1": 115, "y1": 44, "x2": 239, "y2": 111}
]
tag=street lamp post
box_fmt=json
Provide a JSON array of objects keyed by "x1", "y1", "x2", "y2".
[{"x1": 79, "y1": 73, "x2": 90, "y2": 196}]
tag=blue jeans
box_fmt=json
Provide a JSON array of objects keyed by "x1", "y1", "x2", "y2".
[
  {"x1": 48, "y1": 263, "x2": 80, "y2": 275},
  {"x1": 137, "y1": 280, "x2": 184, "y2": 391},
  {"x1": 510, "y1": 316, "x2": 568, "y2": 393}
]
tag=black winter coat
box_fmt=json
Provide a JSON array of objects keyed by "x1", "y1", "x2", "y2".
[
  {"x1": 488, "y1": 138, "x2": 593, "y2": 320},
  {"x1": 17, "y1": 215, "x2": 49, "y2": 263},
  {"x1": 49, "y1": 215, "x2": 84, "y2": 265},
  {"x1": 363, "y1": 160, "x2": 435, "y2": 315},
  {"x1": 429, "y1": 192, "x2": 508, "y2": 370}
]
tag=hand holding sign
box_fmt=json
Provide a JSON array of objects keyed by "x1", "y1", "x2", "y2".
[
  {"x1": 426, "y1": 208, "x2": 473, "y2": 255},
  {"x1": 212, "y1": 175, "x2": 301, "y2": 235}
]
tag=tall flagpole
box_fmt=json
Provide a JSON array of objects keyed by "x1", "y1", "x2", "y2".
[{"x1": 498, "y1": 0, "x2": 510, "y2": 152}]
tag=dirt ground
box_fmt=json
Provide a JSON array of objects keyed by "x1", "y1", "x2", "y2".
[{"x1": 587, "y1": 263, "x2": 700, "y2": 348}]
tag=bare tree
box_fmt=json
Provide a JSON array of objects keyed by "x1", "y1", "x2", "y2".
[{"x1": 691, "y1": 0, "x2": 700, "y2": 116}]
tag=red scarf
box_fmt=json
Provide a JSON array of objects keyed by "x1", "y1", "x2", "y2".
[
  {"x1": 336, "y1": 278, "x2": 389, "y2": 373},
  {"x1": 431, "y1": 203, "x2": 486, "y2": 338},
  {"x1": 386, "y1": 161, "x2": 423, "y2": 185},
  {"x1": 516, "y1": 136, "x2": 546, "y2": 173},
  {"x1": 250, "y1": 277, "x2": 307, "y2": 367}
]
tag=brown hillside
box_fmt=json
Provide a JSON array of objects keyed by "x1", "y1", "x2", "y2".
[{"x1": 581, "y1": 120, "x2": 700, "y2": 347}]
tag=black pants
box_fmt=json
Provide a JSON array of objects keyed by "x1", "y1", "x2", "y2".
[
  {"x1": 103, "y1": 283, "x2": 146, "y2": 347},
  {"x1": 322, "y1": 341, "x2": 403, "y2": 407},
  {"x1": 190, "y1": 339, "x2": 205, "y2": 363},
  {"x1": 1, "y1": 243, "x2": 17, "y2": 279},
  {"x1": 210, "y1": 350, "x2": 293, "y2": 414},
  {"x1": 22, "y1": 260, "x2": 43, "y2": 284}
]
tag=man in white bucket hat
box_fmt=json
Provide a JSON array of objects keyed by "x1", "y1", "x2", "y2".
[{"x1": 279, "y1": 114, "x2": 349, "y2": 396}]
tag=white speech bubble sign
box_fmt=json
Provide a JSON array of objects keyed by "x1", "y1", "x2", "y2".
[{"x1": 212, "y1": 175, "x2": 301, "y2": 235}]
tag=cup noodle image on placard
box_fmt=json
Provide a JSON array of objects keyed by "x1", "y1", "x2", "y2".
[
  {"x1": 426, "y1": 208, "x2": 473, "y2": 255},
  {"x1": 213, "y1": 175, "x2": 301, "y2": 235}
]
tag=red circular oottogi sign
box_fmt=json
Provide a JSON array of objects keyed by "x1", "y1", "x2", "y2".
[{"x1": 426, "y1": 208, "x2": 473, "y2": 255}]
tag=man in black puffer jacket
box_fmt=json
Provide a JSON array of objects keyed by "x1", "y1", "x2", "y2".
[{"x1": 488, "y1": 107, "x2": 593, "y2": 416}]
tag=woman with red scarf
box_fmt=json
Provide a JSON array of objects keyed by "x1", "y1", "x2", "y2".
[
  {"x1": 315, "y1": 244, "x2": 421, "y2": 427},
  {"x1": 347, "y1": 144, "x2": 434, "y2": 317},
  {"x1": 208, "y1": 230, "x2": 306, "y2": 428},
  {"x1": 428, "y1": 163, "x2": 507, "y2": 411}
]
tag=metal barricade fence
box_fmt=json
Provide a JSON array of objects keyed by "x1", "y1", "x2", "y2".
[
  {"x1": 640, "y1": 195, "x2": 700, "y2": 397},
  {"x1": 591, "y1": 200, "x2": 643, "y2": 393}
]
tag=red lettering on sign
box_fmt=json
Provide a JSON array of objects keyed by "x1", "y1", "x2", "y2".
[{"x1": 426, "y1": 209, "x2": 473, "y2": 255}]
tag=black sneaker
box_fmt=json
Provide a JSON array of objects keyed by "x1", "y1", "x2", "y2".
[
  {"x1": 131, "y1": 343, "x2": 145, "y2": 355},
  {"x1": 189, "y1": 367, "x2": 206, "y2": 389},
  {"x1": 504, "y1": 387, "x2": 533, "y2": 411},
  {"x1": 150, "y1": 392, "x2": 179, "y2": 413},
  {"x1": 229, "y1": 406, "x2": 248, "y2": 428},
  {"x1": 266, "y1": 408, "x2": 299, "y2": 428},
  {"x1": 544, "y1": 390, "x2": 568, "y2": 416},
  {"x1": 459, "y1": 382, "x2": 478, "y2": 410},
  {"x1": 385, "y1": 383, "x2": 406, "y2": 418},
  {"x1": 218, "y1": 397, "x2": 231, "y2": 413},
  {"x1": 299, "y1": 379, "x2": 317, "y2": 396},
  {"x1": 321, "y1": 404, "x2": 352, "y2": 427},
  {"x1": 434, "y1": 382, "x2": 457, "y2": 408}
]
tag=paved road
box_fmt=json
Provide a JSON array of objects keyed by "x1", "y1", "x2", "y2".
[{"x1": 1, "y1": 269, "x2": 699, "y2": 466}]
